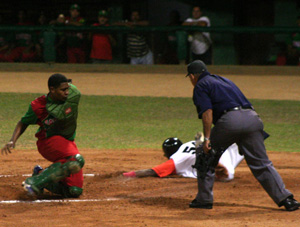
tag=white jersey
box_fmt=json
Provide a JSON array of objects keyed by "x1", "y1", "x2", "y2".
[
  {"x1": 170, "y1": 141, "x2": 244, "y2": 181},
  {"x1": 185, "y1": 16, "x2": 211, "y2": 54}
]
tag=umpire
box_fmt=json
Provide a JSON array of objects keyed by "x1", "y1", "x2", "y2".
[{"x1": 186, "y1": 60, "x2": 299, "y2": 211}]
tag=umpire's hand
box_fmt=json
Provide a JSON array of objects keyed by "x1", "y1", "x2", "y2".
[
  {"x1": 1, "y1": 141, "x2": 15, "y2": 155},
  {"x1": 203, "y1": 140, "x2": 211, "y2": 154}
]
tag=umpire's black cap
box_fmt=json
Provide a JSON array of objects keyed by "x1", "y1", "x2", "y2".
[{"x1": 186, "y1": 60, "x2": 207, "y2": 77}]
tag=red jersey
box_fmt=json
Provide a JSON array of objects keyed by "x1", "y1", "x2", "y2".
[
  {"x1": 152, "y1": 159, "x2": 176, "y2": 177},
  {"x1": 90, "y1": 23, "x2": 112, "y2": 60}
]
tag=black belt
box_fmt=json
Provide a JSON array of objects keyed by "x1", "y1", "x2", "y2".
[{"x1": 223, "y1": 106, "x2": 254, "y2": 114}]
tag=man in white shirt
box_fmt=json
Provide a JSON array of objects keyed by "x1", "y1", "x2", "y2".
[{"x1": 182, "y1": 6, "x2": 212, "y2": 64}]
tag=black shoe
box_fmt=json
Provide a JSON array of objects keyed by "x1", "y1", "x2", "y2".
[
  {"x1": 280, "y1": 197, "x2": 300, "y2": 211},
  {"x1": 189, "y1": 199, "x2": 213, "y2": 209}
]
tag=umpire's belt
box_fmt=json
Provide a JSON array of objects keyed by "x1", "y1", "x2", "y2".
[{"x1": 223, "y1": 106, "x2": 254, "y2": 114}]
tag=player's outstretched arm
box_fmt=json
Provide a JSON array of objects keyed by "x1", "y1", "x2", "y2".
[
  {"x1": 123, "y1": 169, "x2": 158, "y2": 178},
  {"x1": 1, "y1": 121, "x2": 28, "y2": 155}
]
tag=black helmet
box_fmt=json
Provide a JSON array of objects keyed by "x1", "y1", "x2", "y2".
[{"x1": 162, "y1": 137, "x2": 183, "y2": 158}]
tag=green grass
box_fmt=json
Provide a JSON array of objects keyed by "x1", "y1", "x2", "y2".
[{"x1": 0, "y1": 93, "x2": 299, "y2": 152}]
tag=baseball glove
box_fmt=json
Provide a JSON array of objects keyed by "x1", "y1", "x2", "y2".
[{"x1": 192, "y1": 145, "x2": 224, "y2": 179}]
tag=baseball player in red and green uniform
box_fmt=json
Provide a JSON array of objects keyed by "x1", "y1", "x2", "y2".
[{"x1": 1, "y1": 74, "x2": 85, "y2": 198}]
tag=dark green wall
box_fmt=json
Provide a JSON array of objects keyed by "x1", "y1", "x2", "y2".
[{"x1": 205, "y1": 5, "x2": 236, "y2": 65}]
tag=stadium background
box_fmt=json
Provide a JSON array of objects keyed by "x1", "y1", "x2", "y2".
[
  {"x1": 0, "y1": 0, "x2": 300, "y2": 65},
  {"x1": 0, "y1": 1, "x2": 300, "y2": 226}
]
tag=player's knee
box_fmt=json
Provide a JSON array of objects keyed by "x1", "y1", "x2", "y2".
[
  {"x1": 68, "y1": 186, "x2": 83, "y2": 198},
  {"x1": 74, "y1": 154, "x2": 85, "y2": 168},
  {"x1": 63, "y1": 154, "x2": 85, "y2": 174}
]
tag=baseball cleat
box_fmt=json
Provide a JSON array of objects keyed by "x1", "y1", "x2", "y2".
[
  {"x1": 22, "y1": 179, "x2": 43, "y2": 196},
  {"x1": 22, "y1": 181, "x2": 38, "y2": 196},
  {"x1": 32, "y1": 165, "x2": 43, "y2": 176}
]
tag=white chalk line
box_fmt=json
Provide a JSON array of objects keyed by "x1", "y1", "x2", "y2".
[
  {"x1": 0, "y1": 173, "x2": 97, "y2": 178},
  {"x1": 0, "y1": 197, "x2": 122, "y2": 204}
]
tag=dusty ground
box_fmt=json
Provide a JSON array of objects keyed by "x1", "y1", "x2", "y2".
[{"x1": 0, "y1": 67, "x2": 300, "y2": 226}]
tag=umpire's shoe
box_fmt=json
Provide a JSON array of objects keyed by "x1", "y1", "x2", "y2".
[
  {"x1": 189, "y1": 199, "x2": 213, "y2": 209},
  {"x1": 279, "y1": 196, "x2": 300, "y2": 211}
]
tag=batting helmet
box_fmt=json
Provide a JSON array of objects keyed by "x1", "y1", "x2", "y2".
[{"x1": 162, "y1": 137, "x2": 183, "y2": 158}]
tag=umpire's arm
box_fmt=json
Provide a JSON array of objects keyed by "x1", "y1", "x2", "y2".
[{"x1": 202, "y1": 109, "x2": 213, "y2": 154}]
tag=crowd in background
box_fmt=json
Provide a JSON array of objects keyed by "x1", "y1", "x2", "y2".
[
  {"x1": 0, "y1": 3, "x2": 299, "y2": 65},
  {"x1": 0, "y1": 4, "x2": 114, "y2": 64},
  {"x1": 0, "y1": 4, "x2": 210, "y2": 65}
]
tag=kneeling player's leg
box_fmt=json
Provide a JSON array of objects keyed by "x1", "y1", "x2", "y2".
[
  {"x1": 46, "y1": 167, "x2": 83, "y2": 198},
  {"x1": 45, "y1": 182, "x2": 83, "y2": 198},
  {"x1": 43, "y1": 167, "x2": 83, "y2": 198},
  {"x1": 23, "y1": 154, "x2": 85, "y2": 195}
]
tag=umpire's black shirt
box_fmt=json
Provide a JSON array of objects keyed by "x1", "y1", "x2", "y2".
[{"x1": 193, "y1": 72, "x2": 252, "y2": 124}]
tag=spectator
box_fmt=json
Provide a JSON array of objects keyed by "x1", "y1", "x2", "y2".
[
  {"x1": 0, "y1": 14, "x2": 15, "y2": 62},
  {"x1": 286, "y1": 16, "x2": 300, "y2": 65},
  {"x1": 65, "y1": 4, "x2": 86, "y2": 63},
  {"x1": 50, "y1": 14, "x2": 67, "y2": 62},
  {"x1": 182, "y1": 6, "x2": 212, "y2": 64},
  {"x1": 8, "y1": 10, "x2": 38, "y2": 62},
  {"x1": 89, "y1": 10, "x2": 115, "y2": 63},
  {"x1": 37, "y1": 11, "x2": 47, "y2": 26},
  {"x1": 35, "y1": 11, "x2": 48, "y2": 62},
  {"x1": 159, "y1": 10, "x2": 182, "y2": 64},
  {"x1": 115, "y1": 11, "x2": 153, "y2": 65}
]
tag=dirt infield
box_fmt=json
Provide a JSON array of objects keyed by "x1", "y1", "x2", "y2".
[
  {"x1": 0, "y1": 66, "x2": 300, "y2": 226},
  {"x1": 1, "y1": 150, "x2": 300, "y2": 226}
]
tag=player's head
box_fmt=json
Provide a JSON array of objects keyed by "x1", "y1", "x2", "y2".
[
  {"x1": 48, "y1": 74, "x2": 70, "y2": 101},
  {"x1": 162, "y1": 137, "x2": 183, "y2": 159},
  {"x1": 70, "y1": 4, "x2": 80, "y2": 17}
]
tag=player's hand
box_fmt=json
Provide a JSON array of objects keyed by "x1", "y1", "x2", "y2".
[
  {"x1": 1, "y1": 141, "x2": 15, "y2": 155},
  {"x1": 215, "y1": 163, "x2": 229, "y2": 179},
  {"x1": 123, "y1": 171, "x2": 136, "y2": 177}
]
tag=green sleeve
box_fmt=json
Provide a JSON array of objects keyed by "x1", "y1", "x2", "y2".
[{"x1": 20, "y1": 104, "x2": 38, "y2": 125}]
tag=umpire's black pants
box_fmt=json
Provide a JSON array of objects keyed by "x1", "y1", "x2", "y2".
[{"x1": 195, "y1": 109, "x2": 292, "y2": 206}]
